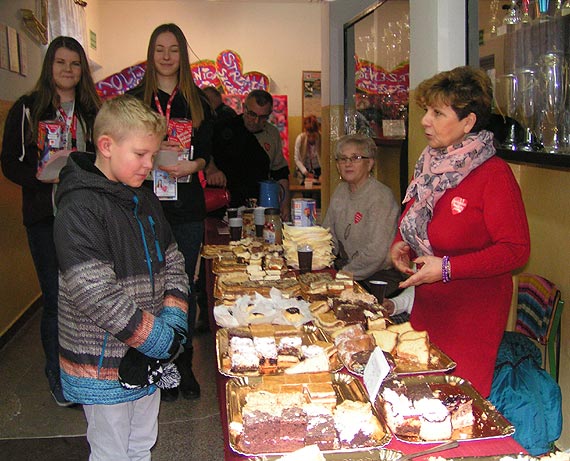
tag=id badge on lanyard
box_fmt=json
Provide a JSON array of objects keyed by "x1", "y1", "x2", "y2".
[{"x1": 57, "y1": 102, "x2": 77, "y2": 150}]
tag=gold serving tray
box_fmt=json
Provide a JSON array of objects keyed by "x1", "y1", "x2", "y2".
[
  {"x1": 249, "y1": 447, "x2": 404, "y2": 461},
  {"x1": 326, "y1": 330, "x2": 456, "y2": 377},
  {"x1": 201, "y1": 244, "x2": 238, "y2": 259},
  {"x1": 300, "y1": 277, "x2": 369, "y2": 303},
  {"x1": 393, "y1": 343, "x2": 456, "y2": 376},
  {"x1": 376, "y1": 375, "x2": 515, "y2": 444},
  {"x1": 214, "y1": 273, "x2": 302, "y2": 302},
  {"x1": 226, "y1": 372, "x2": 392, "y2": 457},
  {"x1": 216, "y1": 324, "x2": 342, "y2": 377}
]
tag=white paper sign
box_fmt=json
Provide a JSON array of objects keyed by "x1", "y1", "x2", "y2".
[{"x1": 363, "y1": 347, "x2": 391, "y2": 403}]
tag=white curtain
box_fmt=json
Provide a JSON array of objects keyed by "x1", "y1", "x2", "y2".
[{"x1": 48, "y1": 0, "x2": 88, "y2": 51}]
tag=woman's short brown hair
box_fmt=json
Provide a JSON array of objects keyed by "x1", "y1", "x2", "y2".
[{"x1": 415, "y1": 66, "x2": 492, "y2": 132}]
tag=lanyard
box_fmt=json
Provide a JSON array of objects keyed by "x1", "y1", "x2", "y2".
[
  {"x1": 153, "y1": 87, "x2": 178, "y2": 125},
  {"x1": 57, "y1": 102, "x2": 77, "y2": 149}
]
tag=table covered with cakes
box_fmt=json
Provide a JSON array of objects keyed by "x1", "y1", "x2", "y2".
[{"x1": 202, "y1": 215, "x2": 529, "y2": 461}]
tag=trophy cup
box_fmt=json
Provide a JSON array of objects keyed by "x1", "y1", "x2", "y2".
[
  {"x1": 537, "y1": 51, "x2": 565, "y2": 152},
  {"x1": 516, "y1": 68, "x2": 542, "y2": 151},
  {"x1": 537, "y1": 0, "x2": 551, "y2": 21},
  {"x1": 489, "y1": 0, "x2": 501, "y2": 35},
  {"x1": 495, "y1": 73, "x2": 519, "y2": 149},
  {"x1": 503, "y1": 0, "x2": 522, "y2": 24}
]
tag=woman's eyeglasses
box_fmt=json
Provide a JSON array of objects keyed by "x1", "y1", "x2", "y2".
[
  {"x1": 336, "y1": 155, "x2": 370, "y2": 164},
  {"x1": 244, "y1": 107, "x2": 271, "y2": 122}
]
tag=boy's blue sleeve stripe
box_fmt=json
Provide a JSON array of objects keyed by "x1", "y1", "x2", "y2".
[
  {"x1": 160, "y1": 306, "x2": 188, "y2": 336},
  {"x1": 138, "y1": 319, "x2": 174, "y2": 360}
]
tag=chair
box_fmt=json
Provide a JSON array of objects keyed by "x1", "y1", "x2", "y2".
[{"x1": 515, "y1": 273, "x2": 565, "y2": 382}]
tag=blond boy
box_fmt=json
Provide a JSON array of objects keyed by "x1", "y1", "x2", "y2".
[{"x1": 53, "y1": 95, "x2": 188, "y2": 460}]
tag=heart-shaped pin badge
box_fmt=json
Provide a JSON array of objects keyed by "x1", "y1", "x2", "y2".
[{"x1": 451, "y1": 196, "x2": 467, "y2": 215}]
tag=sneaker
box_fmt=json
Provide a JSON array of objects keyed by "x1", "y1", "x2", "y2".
[{"x1": 46, "y1": 369, "x2": 75, "y2": 407}]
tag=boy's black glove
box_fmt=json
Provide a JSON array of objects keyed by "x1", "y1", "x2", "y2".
[{"x1": 118, "y1": 330, "x2": 184, "y2": 390}]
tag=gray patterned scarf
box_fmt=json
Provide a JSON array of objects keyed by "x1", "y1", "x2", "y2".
[{"x1": 399, "y1": 130, "x2": 496, "y2": 256}]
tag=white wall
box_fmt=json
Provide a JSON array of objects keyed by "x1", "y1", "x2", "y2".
[
  {"x1": 409, "y1": 0, "x2": 466, "y2": 87},
  {"x1": 0, "y1": 0, "x2": 46, "y2": 101},
  {"x1": 90, "y1": 0, "x2": 321, "y2": 116}
]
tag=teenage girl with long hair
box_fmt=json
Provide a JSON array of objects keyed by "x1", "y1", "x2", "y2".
[
  {"x1": 1, "y1": 36, "x2": 100, "y2": 406},
  {"x1": 129, "y1": 23, "x2": 213, "y2": 401}
]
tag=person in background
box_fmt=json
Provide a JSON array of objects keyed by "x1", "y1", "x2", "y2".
[
  {"x1": 382, "y1": 286, "x2": 414, "y2": 320},
  {"x1": 391, "y1": 66, "x2": 530, "y2": 397},
  {"x1": 322, "y1": 134, "x2": 403, "y2": 296},
  {"x1": 54, "y1": 95, "x2": 188, "y2": 460},
  {"x1": 294, "y1": 114, "x2": 321, "y2": 183},
  {"x1": 206, "y1": 89, "x2": 291, "y2": 220},
  {"x1": 203, "y1": 86, "x2": 237, "y2": 121},
  {"x1": 1, "y1": 36, "x2": 100, "y2": 407},
  {"x1": 129, "y1": 23, "x2": 213, "y2": 402}
]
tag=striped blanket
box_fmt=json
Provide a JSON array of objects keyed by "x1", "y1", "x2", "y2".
[{"x1": 515, "y1": 273, "x2": 560, "y2": 345}]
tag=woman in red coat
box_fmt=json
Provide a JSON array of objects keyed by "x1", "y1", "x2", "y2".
[{"x1": 391, "y1": 66, "x2": 530, "y2": 397}]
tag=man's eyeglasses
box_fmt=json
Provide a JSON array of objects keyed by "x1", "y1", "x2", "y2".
[
  {"x1": 336, "y1": 155, "x2": 370, "y2": 164},
  {"x1": 244, "y1": 107, "x2": 271, "y2": 122}
]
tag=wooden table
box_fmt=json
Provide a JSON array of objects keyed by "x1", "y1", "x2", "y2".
[
  {"x1": 289, "y1": 182, "x2": 321, "y2": 200},
  {"x1": 203, "y1": 217, "x2": 526, "y2": 460}
]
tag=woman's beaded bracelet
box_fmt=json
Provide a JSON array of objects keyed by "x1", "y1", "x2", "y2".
[{"x1": 442, "y1": 255, "x2": 452, "y2": 283}]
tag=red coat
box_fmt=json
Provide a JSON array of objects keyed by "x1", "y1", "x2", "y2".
[{"x1": 395, "y1": 156, "x2": 530, "y2": 397}]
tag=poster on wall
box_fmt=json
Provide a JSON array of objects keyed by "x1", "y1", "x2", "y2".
[
  {"x1": 302, "y1": 70, "x2": 321, "y2": 120},
  {"x1": 7, "y1": 26, "x2": 19, "y2": 73},
  {"x1": 0, "y1": 24, "x2": 8, "y2": 70}
]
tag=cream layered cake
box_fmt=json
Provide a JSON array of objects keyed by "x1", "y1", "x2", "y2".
[
  {"x1": 381, "y1": 380, "x2": 474, "y2": 441},
  {"x1": 235, "y1": 375, "x2": 386, "y2": 454}
]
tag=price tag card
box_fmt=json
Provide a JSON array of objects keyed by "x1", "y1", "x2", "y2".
[{"x1": 363, "y1": 347, "x2": 391, "y2": 403}]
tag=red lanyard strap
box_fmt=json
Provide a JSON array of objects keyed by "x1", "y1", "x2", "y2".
[
  {"x1": 153, "y1": 87, "x2": 178, "y2": 125},
  {"x1": 57, "y1": 104, "x2": 77, "y2": 149}
]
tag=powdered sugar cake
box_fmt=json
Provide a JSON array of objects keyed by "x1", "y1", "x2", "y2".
[
  {"x1": 378, "y1": 375, "x2": 514, "y2": 443},
  {"x1": 217, "y1": 325, "x2": 341, "y2": 377}
]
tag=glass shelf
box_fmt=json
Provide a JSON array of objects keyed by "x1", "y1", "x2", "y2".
[{"x1": 496, "y1": 148, "x2": 570, "y2": 170}]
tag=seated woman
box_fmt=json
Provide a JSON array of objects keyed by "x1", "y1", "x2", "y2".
[{"x1": 322, "y1": 133, "x2": 403, "y2": 296}]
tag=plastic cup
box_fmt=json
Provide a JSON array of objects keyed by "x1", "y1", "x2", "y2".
[
  {"x1": 227, "y1": 208, "x2": 239, "y2": 219},
  {"x1": 369, "y1": 280, "x2": 388, "y2": 302},
  {"x1": 228, "y1": 217, "x2": 243, "y2": 241},
  {"x1": 297, "y1": 245, "x2": 313, "y2": 274}
]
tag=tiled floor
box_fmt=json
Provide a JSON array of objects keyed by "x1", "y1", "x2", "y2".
[{"x1": 0, "y1": 309, "x2": 225, "y2": 460}]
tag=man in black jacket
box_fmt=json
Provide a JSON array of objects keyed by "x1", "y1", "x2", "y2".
[{"x1": 205, "y1": 89, "x2": 290, "y2": 220}]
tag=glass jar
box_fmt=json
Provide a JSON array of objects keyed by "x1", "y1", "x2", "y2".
[
  {"x1": 241, "y1": 208, "x2": 255, "y2": 238},
  {"x1": 263, "y1": 208, "x2": 282, "y2": 244}
]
